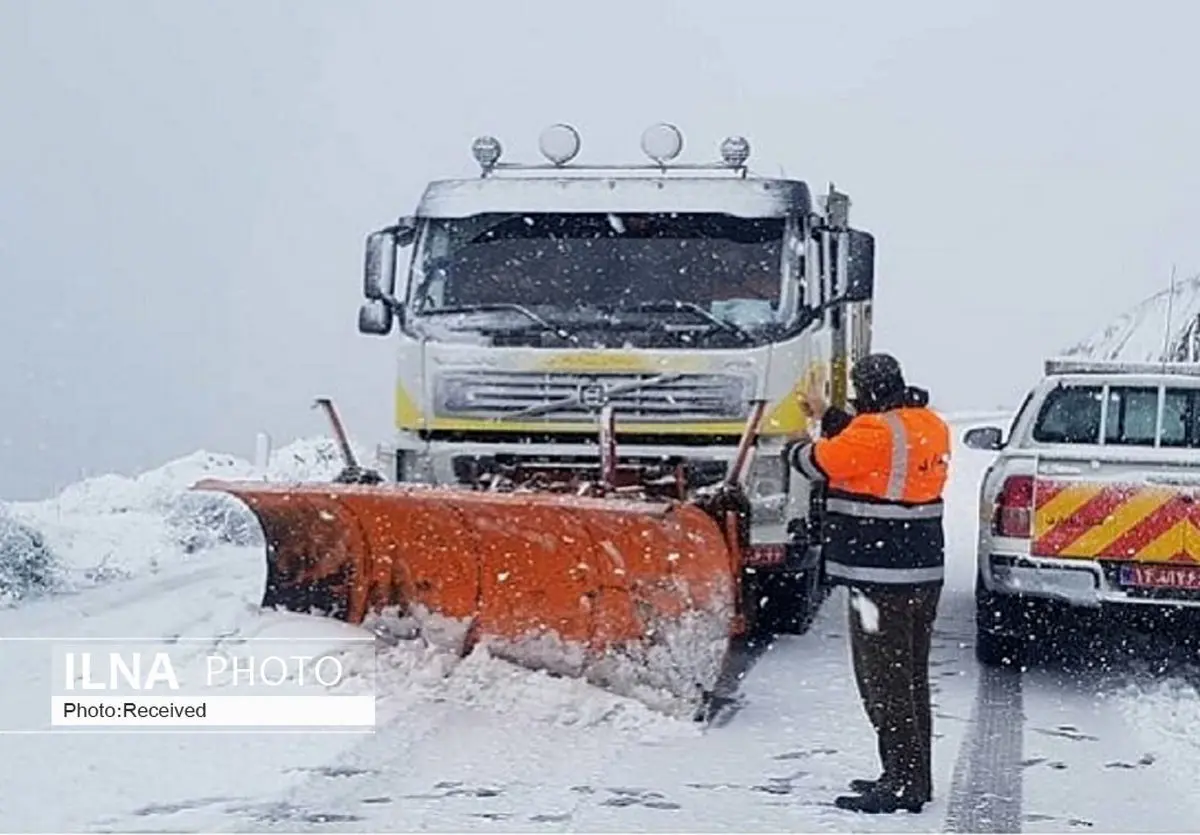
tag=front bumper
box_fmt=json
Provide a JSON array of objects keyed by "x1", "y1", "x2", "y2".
[
  {"x1": 385, "y1": 433, "x2": 798, "y2": 545},
  {"x1": 395, "y1": 436, "x2": 743, "y2": 484},
  {"x1": 984, "y1": 553, "x2": 1200, "y2": 610}
]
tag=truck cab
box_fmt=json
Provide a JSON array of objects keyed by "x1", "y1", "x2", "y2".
[
  {"x1": 352, "y1": 124, "x2": 875, "y2": 632},
  {"x1": 965, "y1": 358, "x2": 1200, "y2": 665}
]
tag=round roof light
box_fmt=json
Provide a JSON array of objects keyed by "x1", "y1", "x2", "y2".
[
  {"x1": 538, "y1": 123, "x2": 581, "y2": 166},
  {"x1": 640, "y1": 122, "x2": 684, "y2": 164},
  {"x1": 471, "y1": 135, "x2": 503, "y2": 171},
  {"x1": 720, "y1": 135, "x2": 750, "y2": 168}
]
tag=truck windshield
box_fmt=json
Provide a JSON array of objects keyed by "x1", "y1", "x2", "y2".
[{"x1": 408, "y1": 212, "x2": 786, "y2": 334}]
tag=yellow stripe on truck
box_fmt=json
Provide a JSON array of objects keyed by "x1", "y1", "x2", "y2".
[
  {"x1": 395, "y1": 385, "x2": 425, "y2": 430},
  {"x1": 1058, "y1": 488, "x2": 1173, "y2": 558},
  {"x1": 536, "y1": 352, "x2": 707, "y2": 372},
  {"x1": 763, "y1": 365, "x2": 828, "y2": 435},
  {"x1": 1032, "y1": 485, "x2": 1105, "y2": 538},
  {"x1": 1032, "y1": 480, "x2": 1200, "y2": 563},
  {"x1": 394, "y1": 375, "x2": 817, "y2": 436},
  {"x1": 1136, "y1": 519, "x2": 1190, "y2": 561}
]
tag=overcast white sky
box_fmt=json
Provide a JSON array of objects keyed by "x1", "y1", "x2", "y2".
[{"x1": 4, "y1": 0, "x2": 1200, "y2": 500}]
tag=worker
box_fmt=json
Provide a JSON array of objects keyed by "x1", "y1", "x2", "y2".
[{"x1": 782, "y1": 353, "x2": 950, "y2": 815}]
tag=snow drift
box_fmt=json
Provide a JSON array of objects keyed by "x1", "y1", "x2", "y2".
[
  {"x1": 0, "y1": 507, "x2": 60, "y2": 604},
  {"x1": 0, "y1": 436, "x2": 367, "y2": 603}
]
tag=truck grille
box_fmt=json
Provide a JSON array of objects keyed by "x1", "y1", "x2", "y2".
[{"x1": 436, "y1": 370, "x2": 751, "y2": 421}]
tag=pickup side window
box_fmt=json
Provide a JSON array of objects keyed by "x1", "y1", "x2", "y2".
[
  {"x1": 1008, "y1": 388, "x2": 1035, "y2": 441},
  {"x1": 1161, "y1": 388, "x2": 1196, "y2": 448},
  {"x1": 1104, "y1": 386, "x2": 1159, "y2": 446},
  {"x1": 1031, "y1": 385, "x2": 1102, "y2": 444}
]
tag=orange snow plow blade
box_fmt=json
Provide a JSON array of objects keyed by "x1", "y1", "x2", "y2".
[{"x1": 192, "y1": 480, "x2": 744, "y2": 705}]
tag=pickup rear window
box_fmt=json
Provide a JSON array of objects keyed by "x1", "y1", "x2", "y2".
[
  {"x1": 1032, "y1": 382, "x2": 1200, "y2": 446},
  {"x1": 1032, "y1": 385, "x2": 1103, "y2": 444}
]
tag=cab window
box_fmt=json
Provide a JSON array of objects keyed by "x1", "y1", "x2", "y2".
[
  {"x1": 1104, "y1": 386, "x2": 1158, "y2": 446},
  {"x1": 1034, "y1": 382, "x2": 1200, "y2": 447},
  {"x1": 1031, "y1": 385, "x2": 1102, "y2": 444},
  {"x1": 1161, "y1": 388, "x2": 1197, "y2": 447}
]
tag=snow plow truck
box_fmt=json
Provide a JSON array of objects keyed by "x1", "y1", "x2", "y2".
[{"x1": 195, "y1": 123, "x2": 877, "y2": 717}]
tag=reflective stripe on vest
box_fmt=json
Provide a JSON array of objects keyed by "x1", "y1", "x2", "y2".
[
  {"x1": 792, "y1": 443, "x2": 825, "y2": 482},
  {"x1": 882, "y1": 412, "x2": 908, "y2": 500},
  {"x1": 825, "y1": 560, "x2": 944, "y2": 585},
  {"x1": 824, "y1": 497, "x2": 943, "y2": 520}
]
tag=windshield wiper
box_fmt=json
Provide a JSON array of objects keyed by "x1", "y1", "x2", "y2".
[
  {"x1": 616, "y1": 301, "x2": 754, "y2": 344},
  {"x1": 418, "y1": 303, "x2": 578, "y2": 343}
]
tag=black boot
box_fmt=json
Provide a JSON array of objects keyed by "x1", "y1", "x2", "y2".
[
  {"x1": 849, "y1": 777, "x2": 931, "y2": 802},
  {"x1": 835, "y1": 785, "x2": 925, "y2": 814}
]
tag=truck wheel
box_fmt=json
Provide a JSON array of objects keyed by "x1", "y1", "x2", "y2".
[
  {"x1": 749, "y1": 568, "x2": 822, "y2": 637},
  {"x1": 974, "y1": 571, "x2": 1024, "y2": 667},
  {"x1": 975, "y1": 621, "x2": 1024, "y2": 667}
]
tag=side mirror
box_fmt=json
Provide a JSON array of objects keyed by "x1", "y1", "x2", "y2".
[
  {"x1": 363, "y1": 230, "x2": 396, "y2": 302},
  {"x1": 843, "y1": 229, "x2": 874, "y2": 302},
  {"x1": 362, "y1": 217, "x2": 417, "y2": 302},
  {"x1": 357, "y1": 299, "x2": 394, "y2": 335},
  {"x1": 963, "y1": 426, "x2": 1003, "y2": 451}
]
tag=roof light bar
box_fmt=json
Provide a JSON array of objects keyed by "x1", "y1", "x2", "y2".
[
  {"x1": 538, "y1": 124, "x2": 581, "y2": 166},
  {"x1": 468, "y1": 124, "x2": 755, "y2": 175}
]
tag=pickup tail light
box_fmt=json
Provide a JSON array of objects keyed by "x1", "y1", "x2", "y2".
[{"x1": 993, "y1": 474, "x2": 1034, "y2": 538}]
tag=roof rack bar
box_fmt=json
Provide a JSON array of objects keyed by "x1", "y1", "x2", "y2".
[
  {"x1": 488, "y1": 161, "x2": 744, "y2": 173},
  {"x1": 471, "y1": 124, "x2": 755, "y2": 178},
  {"x1": 1046, "y1": 358, "x2": 1200, "y2": 377}
]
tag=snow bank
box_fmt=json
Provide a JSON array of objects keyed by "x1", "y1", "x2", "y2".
[
  {"x1": 0, "y1": 507, "x2": 61, "y2": 604},
  {"x1": 368, "y1": 638, "x2": 693, "y2": 739},
  {"x1": 361, "y1": 605, "x2": 721, "y2": 728},
  {"x1": 0, "y1": 436, "x2": 366, "y2": 601}
]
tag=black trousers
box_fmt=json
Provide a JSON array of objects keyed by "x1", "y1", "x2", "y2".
[{"x1": 847, "y1": 584, "x2": 942, "y2": 799}]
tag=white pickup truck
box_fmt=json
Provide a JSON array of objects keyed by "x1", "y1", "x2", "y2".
[{"x1": 964, "y1": 358, "x2": 1200, "y2": 666}]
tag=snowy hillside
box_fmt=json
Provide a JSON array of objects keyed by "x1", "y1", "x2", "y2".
[
  {"x1": 1062, "y1": 271, "x2": 1200, "y2": 361},
  {"x1": 0, "y1": 437, "x2": 363, "y2": 605}
]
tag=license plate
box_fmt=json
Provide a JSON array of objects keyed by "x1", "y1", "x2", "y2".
[{"x1": 1119, "y1": 564, "x2": 1200, "y2": 589}]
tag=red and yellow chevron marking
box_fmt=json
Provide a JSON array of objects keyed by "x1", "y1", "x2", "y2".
[{"x1": 1031, "y1": 479, "x2": 1200, "y2": 564}]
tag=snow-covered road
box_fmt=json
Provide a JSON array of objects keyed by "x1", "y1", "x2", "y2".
[{"x1": 3, "y1": 425, "x2": 1200, "y2": 832}]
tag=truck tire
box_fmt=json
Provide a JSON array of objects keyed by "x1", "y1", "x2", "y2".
[
  {"x1": 975, "y1": 620, "x2": 1024, "y2": 667},
  {"x1": 974, "y1": 570, "x2": 1025, "y2": 667}
]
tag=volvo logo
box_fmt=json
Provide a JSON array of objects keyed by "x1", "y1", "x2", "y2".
[{"x1": 577, "y1": 380, "x2": 609, "y2": 408}]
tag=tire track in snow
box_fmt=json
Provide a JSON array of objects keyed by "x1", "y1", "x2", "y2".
[{"x1": 944, "y1": 663, "x2": 1024, "y2": 833}]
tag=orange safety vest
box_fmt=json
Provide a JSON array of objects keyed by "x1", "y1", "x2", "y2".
[
  {"x1": 789, "y1": 405, "x2": 951, "y2": 589},
  {"x1": 813, "y1": 408, "x2": 950, "y2": 505}
]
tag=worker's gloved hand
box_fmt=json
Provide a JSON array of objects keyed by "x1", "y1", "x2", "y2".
[{"x1": 797, "y1": 367, "x2": 829, "y2": 421}]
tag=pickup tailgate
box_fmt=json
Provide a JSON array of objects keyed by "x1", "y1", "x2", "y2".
[{"x1": 1031, "y1": 454, "x2": 1200, "y2": 590}]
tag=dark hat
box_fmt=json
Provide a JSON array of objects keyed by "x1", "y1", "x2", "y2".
[{"x1": 851, "y1": 353, "x2": 906, "y2": 410}]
